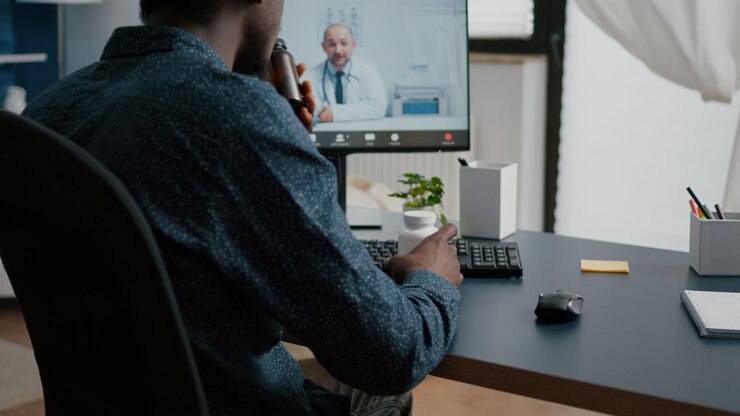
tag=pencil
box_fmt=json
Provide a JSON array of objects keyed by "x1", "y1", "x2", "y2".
[
  {"x1": 715, "y1": 203, "x2": 726, "y2": 220},
  {"x1": 687, "y1": 187, "x2": 712, "y2": 219}
]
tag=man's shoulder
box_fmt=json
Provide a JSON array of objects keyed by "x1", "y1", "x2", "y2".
[
  {"x1": 188, "y1": 71, "x2": 288, "y2": 126},
  {"x1": 26, "y1": 54, "x2": 302, "y2": 146},
  {"x1": 192, "y1": 69, "x2": 274, "y2": 104},
  {"x1": 198, "y1": 72, "x2": 312, "y2": 145}
]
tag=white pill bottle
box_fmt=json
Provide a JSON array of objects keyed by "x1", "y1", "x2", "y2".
[{"x1": 397, "y1": 210, "x2": 438, "y2": 255}]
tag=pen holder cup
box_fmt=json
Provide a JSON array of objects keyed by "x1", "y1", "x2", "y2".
[
  {"x1": 690, "y1": 212, "x2": 740, "y2": 276},
  {"x1": 459, "y1": 161, "x2": 517, "y2": 240}
]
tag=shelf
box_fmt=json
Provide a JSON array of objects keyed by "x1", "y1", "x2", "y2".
[{"x1": 0, "y1": 53, "x2": 49, "y2": 65}]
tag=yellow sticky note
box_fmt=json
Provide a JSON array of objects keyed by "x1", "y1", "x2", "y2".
[{"x1": 581, "y1": 260, "x2": 629, "y2": 274}]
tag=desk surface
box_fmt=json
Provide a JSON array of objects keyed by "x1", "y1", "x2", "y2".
[{"x1": 355, "y1": 211, "x2": 740, "y2": 416}]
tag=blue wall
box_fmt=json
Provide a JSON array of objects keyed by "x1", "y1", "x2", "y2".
[
  {"x1": 7, "y1": 1, "x2": 59, "y2": 101},
  {"x1": 0, "y1": 0, "x2": 16, "y2": 88}
]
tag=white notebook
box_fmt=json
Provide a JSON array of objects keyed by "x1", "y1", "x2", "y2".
[{"x1": 681, "y1": 290, "x2": 740, "y2": 339}]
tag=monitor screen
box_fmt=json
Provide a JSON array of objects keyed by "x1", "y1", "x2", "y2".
[{"x1": 280, "y1": 0, "x2": 469, "y2": 153}]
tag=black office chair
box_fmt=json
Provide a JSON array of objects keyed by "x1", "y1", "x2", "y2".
[{"x1": 0, "y1": 111, "x2": 210, "y2": 415}]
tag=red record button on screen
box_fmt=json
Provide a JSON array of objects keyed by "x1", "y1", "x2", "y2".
[{"x1": 444, "y1": 132, "x2": 453, "y2": 141}]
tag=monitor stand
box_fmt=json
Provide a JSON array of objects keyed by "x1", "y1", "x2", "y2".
[
  {"x1": 346, "y1": 207, "x2": 383, "y2": 229},
  {"x1": 324, "y1": 153, "x2": 383, "y2": 229}
]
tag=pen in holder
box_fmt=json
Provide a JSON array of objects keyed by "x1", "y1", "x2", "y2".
[{"x1": 689, "y1": 212, "x2": 740, "y2": 276}]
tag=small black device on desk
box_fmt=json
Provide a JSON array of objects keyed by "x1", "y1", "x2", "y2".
[
  {"x1": 535, "y1": 290, "x2": 583, "y2": 322},
  {"x1": 360, "y1": 238, "x2": 523, "y2": 278}
]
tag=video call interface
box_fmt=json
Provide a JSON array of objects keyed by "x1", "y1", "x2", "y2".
[{"x1": 280, "y1": 0, "x2": 469, "y2": 152}]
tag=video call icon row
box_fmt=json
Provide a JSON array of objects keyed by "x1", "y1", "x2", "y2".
[{"x1": 309, "y1": 133, "x2": 403, "y2": 144}]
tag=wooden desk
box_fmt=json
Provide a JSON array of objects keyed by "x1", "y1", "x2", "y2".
[{"x1": 355, "y1": 211, "x2": 740, "y2": 416}]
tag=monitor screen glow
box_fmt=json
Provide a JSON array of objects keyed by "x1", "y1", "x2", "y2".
[{"x1": 279, "y1": 0, "x2": 470, "y2": 153}]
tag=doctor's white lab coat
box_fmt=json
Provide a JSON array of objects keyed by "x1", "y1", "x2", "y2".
[
  {"x1": 306, "y1": 57, "x2": 387, "y2": 123},
  {"x1": 575, "y1": 0, "x2": 740, "y2": 210}
]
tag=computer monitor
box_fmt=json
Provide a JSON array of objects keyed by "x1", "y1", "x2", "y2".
[{"x1": 279, "y1": 0, "x2": 470, "y2": 213}]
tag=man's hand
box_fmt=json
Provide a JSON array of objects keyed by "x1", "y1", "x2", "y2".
[
  {"x1": 319, "y1": 105, "x2": 334, "y2": 123},
  {"x1": 385, "y1": 224, "x2": 463, "y2": 287},
  {"x1": 296, "y1": 63, "x2": 315, "y2": 132}
]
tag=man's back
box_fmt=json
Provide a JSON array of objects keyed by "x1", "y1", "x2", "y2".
[{"x1": 24, "y1": 25, "x2": 460, "y2": 416}]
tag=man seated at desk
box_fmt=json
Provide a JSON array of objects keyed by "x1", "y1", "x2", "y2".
[
  {"x1": 307, "y1": 23, "x2": 387, "y2": 123},
  {"x1": 22, "y1": 0, "x2": 462, "y2": 415}
]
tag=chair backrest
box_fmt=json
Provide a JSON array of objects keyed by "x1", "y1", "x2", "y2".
[{"x1": 0, "y1": 111, "x2": 210, "y2": 416}]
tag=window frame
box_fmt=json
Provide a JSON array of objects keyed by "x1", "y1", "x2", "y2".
[{"x1": 469, "y1": 0, "x2": 567, "y2": 232}]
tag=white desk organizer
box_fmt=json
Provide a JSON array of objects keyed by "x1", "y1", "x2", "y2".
[
  {"x1": 690, "y1": 212, "x2": 740, "y2": 276},
  {"x1": 459, "y1": 161, "x2": 517, "y2": 240}
]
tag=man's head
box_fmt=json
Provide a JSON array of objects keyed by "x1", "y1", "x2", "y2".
[
  {"x1": 322, "y1": 24, "x2": 356, "y2": 71},
  {"x1": 139, "y1": 0, "x2": 284, "y2": 75}
]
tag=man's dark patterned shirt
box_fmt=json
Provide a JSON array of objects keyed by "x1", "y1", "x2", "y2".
[{"x1": 23, "y1": 26, "x2": 460, "y2": 416}]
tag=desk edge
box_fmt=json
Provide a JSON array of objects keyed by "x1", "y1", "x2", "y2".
[{"x1": 432, "y1": 355, "x2": 737, "y2": 416}]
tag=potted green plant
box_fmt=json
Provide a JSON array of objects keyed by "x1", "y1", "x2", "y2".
[{"x1": 388, "y1": 173, "x2": 447, "y2": 224}]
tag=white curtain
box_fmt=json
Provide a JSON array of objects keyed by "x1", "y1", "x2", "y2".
[{"x1": 575, "y1": 0, "x2": 740, "y2": 210}]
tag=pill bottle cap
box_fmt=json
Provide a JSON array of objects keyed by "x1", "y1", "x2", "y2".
[{"x1": 403, "y1": 210, "x2": 436, "y2": 226}]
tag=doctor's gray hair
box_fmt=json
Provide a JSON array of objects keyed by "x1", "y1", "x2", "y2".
[
  {"x1": 323, "y1": 23, "x2": 355, "y2": 41},
  {"x1": 139, "y1": 0, "x2": 220, "y2": 24}
]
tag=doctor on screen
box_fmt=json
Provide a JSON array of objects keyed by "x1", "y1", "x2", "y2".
[{"x1": 307, "y1": 23, "x2": 387, "y2": 123}]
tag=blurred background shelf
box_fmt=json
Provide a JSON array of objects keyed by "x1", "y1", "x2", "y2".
[{"x1": 0, "y1": 53, "x2": 47, "y2": 65}]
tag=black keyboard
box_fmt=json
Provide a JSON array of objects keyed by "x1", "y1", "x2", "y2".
[{"x1": 360, "y1": 239, "x2": 523, "y2": 278}]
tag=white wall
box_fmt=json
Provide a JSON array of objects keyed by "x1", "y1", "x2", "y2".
[
  {"x1": 555, "y1": 1, "x2": 740, "y2": 252},
  {"x1": 63, "y1": 2, "x2": 140, "y2": 75},
  {"x1": 469, "y1": 55, "x2": 546, "y2": 231}
]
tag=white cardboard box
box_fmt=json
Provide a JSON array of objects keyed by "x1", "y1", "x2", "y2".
[
  {"x1": 690, "y1": 212, "x2": 740, "y2": 276},
  {"x1": 459, "y1": 161, "x2": 517, "y2": 240}
]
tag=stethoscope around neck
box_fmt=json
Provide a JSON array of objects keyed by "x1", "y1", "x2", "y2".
[{"x1": 321, "y1": 60, "x2": 360, "y2": 106}]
